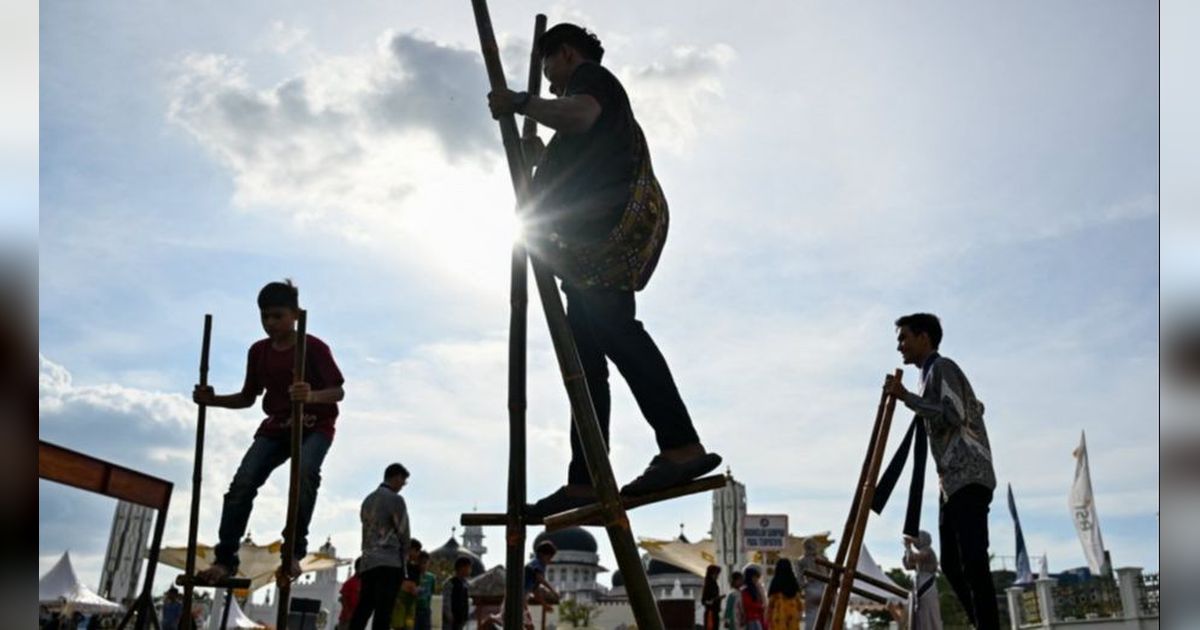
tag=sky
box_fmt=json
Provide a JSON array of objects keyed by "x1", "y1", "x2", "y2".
[{"x1": 37, "y1": 0, "x2": 1161, "y2": 598}]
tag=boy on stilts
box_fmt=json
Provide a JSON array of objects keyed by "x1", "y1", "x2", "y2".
[
  {"x1": 193, "y1": 280, "x2": 345, "y2": 583},
  {"x1": 487, "y1": 23, "x2": 721, "y2": 517}
]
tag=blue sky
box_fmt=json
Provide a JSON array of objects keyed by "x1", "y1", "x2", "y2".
[{"x1": 39, "y1": 0, "x2": 1159, "y2": 595}]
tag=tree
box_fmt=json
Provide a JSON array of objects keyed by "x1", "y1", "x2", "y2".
[
  {"x1": 558, "y1": 598, "x2": 597, "y2": 628},
  {"x1": 887, "y1": 568, "x2": 914, "y2": 591}
]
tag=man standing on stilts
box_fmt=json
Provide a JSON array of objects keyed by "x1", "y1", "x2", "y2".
[{"x1": 487, "y1": 23, "x2": 721, "y2": 517}]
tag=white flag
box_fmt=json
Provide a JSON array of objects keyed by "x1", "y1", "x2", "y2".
[{"x1": 1070, "y1": 431, "x2": 1106, "y2": 574}]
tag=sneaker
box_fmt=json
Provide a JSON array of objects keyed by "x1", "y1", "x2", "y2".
[
  {"x1": 620, "y1": 452, "x2": 723, "y2": 497},
  {"x1": 526, "y1": 486, "x2": 597, "y2": 519}
]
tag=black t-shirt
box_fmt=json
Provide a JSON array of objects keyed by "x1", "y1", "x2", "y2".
[{"x1": 533, "y1": 61, "x2": 637, "y2": 242}]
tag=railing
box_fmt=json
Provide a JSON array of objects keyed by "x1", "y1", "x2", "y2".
[
  {"x1": 1051, "y1": 578, "x2": 1123, "y2": 620},
  {"x1": 1138, "y1": 572, "x2": 1159, "y2": 617}
]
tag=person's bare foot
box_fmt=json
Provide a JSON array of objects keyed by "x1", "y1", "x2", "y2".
[
  {"x1": 275, "y1": 558, "x2": 302, "y2": 585},
  {"x1": 194, "y1": 563, "x2": 232, "y2": 585}
]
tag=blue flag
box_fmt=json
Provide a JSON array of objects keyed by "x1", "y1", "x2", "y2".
[{"x1": 1008, "y1": 483, "x2": 1034, "y2": 584}]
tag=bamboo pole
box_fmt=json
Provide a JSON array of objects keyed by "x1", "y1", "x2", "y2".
[
  {"x1": 543, "y1": 474, "x2": 726, "y2": 530},
  {"x1": 501, "y1": 13, "x2": 545, "y2": 630},
  {"x1": 467, "y1": 3, "x2": 664, "y2": 628},
  {"x1": 131, "y1": 491, "x2": 171, "y2": 630},
  {"x1": 275, "y1": 309, "x2": 308, "y2": 630},
  {"x1": 179, "y1": 314, "x2": 212, "y2": 630},
  {"x1": 814, "y1": 371, "x2": 895, "y2": 629},
  {"x1": 463, "y1": 474, "x2": 726, "y2": 527},
  {"x1": 219, "y1": 587, "x2": 234, "y2": 630},
  {"x1": 830, "y1": 369, "x2": 903, "y2": 630}
]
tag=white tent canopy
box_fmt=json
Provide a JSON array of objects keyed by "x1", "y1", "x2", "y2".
[
  {"x1": 851, "y1": 545, "x2": 906, "y2": 606},
  {"x1": 638, "y1": 536, "x2": 905, "y2": 608},
  {"x1": 39, "y1": 551, "x2": 124, "y2": 615},
  {"x1": 209, "y1": 595, "x2": 266, "y2": 630}
]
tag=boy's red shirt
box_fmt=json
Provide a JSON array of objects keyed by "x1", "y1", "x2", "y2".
[{"x1": 240, "y1": 334, "x2": 344, "y2": 439}]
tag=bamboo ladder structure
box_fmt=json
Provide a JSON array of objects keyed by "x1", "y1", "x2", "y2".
[
  {"x1": 811, "y1": 369, "x2": 910, "y2": 630},
  {"x1": 176, "y1": 311, "x2": 308, "y2": 629},
  {"x1": 463, "y1": 5, "x2": 724, "y2": 629}
]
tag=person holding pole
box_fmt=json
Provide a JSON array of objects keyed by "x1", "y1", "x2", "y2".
[
  {"x1": 903, "y1": 530, "x2": 944, "y2": 630},
  {"x1": 486, "y1": 22, "x2": 721, "y2": 518},
  {"x1": 886, "y1": 313, "x2": 998, "y2": 630},
  {"x1": 192, "y1": 280, "x2": 345, "y2": 583}
]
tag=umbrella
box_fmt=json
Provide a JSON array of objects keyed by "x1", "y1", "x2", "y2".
[{"x1": 159, "y1": 537, "x2": 345, "y2": 592}]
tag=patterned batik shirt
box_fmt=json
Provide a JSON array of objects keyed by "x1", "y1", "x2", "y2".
[{"x1": 901, "y1": 355, "x2": 997, "y2": 499}]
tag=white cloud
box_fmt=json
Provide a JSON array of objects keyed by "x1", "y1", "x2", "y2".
[
  {"x1": 164, "y1": 31, "x2": 735, "y2": 291},
  {"x1": 263, "y1": 21, "x2": 311, "y2": 56},
  {"x1": 619, "y1": 44, "x2": 736, "y2": 153}
]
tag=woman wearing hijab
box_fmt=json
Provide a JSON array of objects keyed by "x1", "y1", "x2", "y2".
[
  {"x1": 797, "y1": 539, "x2": 828, "y2": 630},
  {"x1": 702, "y1": 565, "x2": 723, "y2": 630},
  {"x1": 740, "y1": 564, "x2": 768, "y2": 630},
  {"x1": 903, "y1": 531, "x2": 944, "y2": 630},
  {"x1": 767, "y1": 558, "x2": 802, "y2": 630}
]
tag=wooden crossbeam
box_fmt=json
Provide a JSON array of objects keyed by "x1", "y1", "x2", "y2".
[
  {"x1": 460, "y1": 474, "x2": 727, "y2": 528},
  {"x1": 544, "y1": 475, "x2": 727, "y2": 530},
  {"x1": 815, "y1": 557, "x2": 909, "y2": 599},
  {"x1": 802, "y1": 570, "x2": 889, "y2": 605},
  {"x1": 39, "y1": 441, "x2": 172, "y2": 511},
  {"x1": 175, "y1": 575, "x2": 253, "y2": 590}
]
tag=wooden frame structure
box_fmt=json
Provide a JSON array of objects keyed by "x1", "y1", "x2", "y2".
[
  {"x1": 39, "y1": 441, "x2": 174, "y2": 630},
  {"x1": 812, "y1": 369, "x2": 909, "y2": 629}
]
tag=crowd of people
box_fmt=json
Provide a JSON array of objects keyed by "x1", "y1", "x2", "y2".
[{"x1": 702, "y1": 527, "x2": 949, "y2": 630}]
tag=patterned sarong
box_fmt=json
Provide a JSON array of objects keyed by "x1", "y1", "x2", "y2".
[{"x1": 528, "y1": 123, "x2": 668, "y2": 292}]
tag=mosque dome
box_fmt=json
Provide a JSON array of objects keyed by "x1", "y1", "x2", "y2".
[
  {"x1": 430, "y1": 536, "x2": 486, "y2": 577},
  {"x1": 532, "y1": 527, "x2": 598, "y2": 554}
]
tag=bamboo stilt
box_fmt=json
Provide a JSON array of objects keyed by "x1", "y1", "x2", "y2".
[
  {"x1": 179, "y1": 314, "x2": 212, "y2": 630},
  {"x1": 275, "y1": 309, "x2": 308, "y2": 629},
  {"x1": 468, "y1": 3, "x2": 664, "y2": 627},
  {"x1": 501, "y1": 14, "x2": 546, "y2": 630}
]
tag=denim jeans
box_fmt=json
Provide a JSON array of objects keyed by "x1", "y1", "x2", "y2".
[{"x1": 214, "y1": 432, "x2": 332, "y2": 570}]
